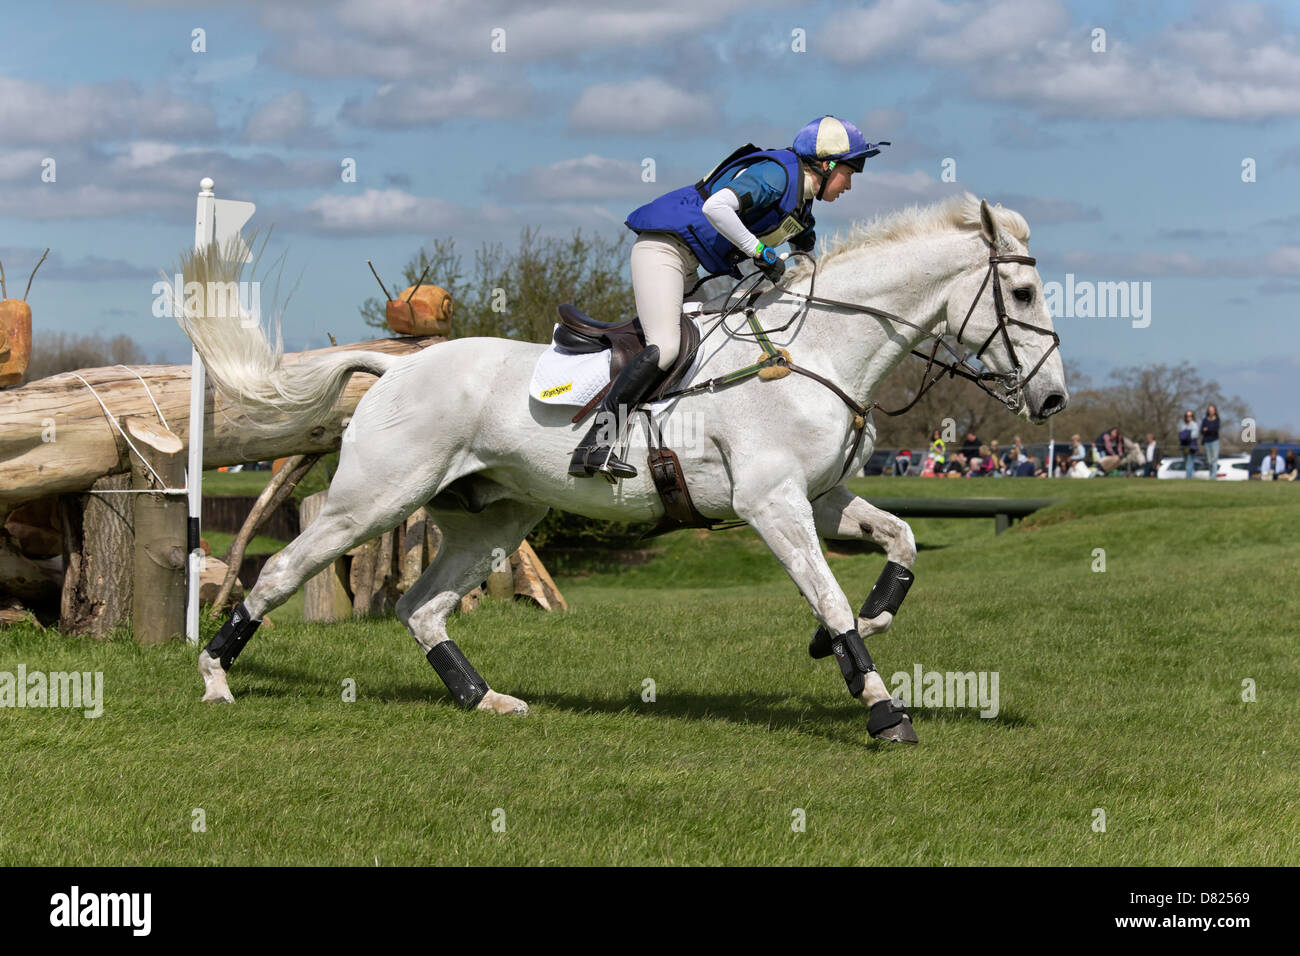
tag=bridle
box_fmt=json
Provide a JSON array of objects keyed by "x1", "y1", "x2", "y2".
[
  {"x1": 684, "y1": 238, "x2": 1060, "y2": 416},
  {"x1": 662, "y1": 237, "x2": 1062, "y2": 483},
  {"x1": 950, "y1": 242, "x2": 1061, "y2": 410}
]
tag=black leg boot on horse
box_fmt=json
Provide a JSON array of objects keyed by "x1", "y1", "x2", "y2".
[{"x1": 569, "y1": 344, "x2": 664, "y2": 481}]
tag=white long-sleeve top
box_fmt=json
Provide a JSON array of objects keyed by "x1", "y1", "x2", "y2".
[{"x1": 700, "y1": 165, "x2": 818, "y2": 258}]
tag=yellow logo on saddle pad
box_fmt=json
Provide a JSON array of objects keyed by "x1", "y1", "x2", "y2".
[{"x1": 540, "y1": 382, "x2": 573, "y2": 399}]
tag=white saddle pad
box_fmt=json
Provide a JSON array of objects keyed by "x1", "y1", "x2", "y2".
[{"x1": 529, "y1": 315, "x2": 705, "y2": 413}]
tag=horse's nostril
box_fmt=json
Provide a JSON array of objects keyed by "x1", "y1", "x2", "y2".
[{"x1": 1041, "y1": 393, "x2": 1066, "y2": 415}]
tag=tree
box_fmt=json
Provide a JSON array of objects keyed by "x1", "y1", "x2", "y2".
[
  {"x1": 1104, "y1": 362, "x2": 1249, "y2": 451},
  {"x1": 361, "y1": 228, "x2": 636, "y2": 345},
  {"x1": 25, "y1": 332, "x2": 156, "y2": 381}
]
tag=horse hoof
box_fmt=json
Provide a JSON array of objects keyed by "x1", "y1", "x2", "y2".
[
  {"x1": 477, "y1": 690, "x2": 529, "y2": 715},
  {"x1": 198, "y1": 650, "x2": 234, "y2": 703},
  {"x1": 866, "y1": 697, "x2": 918, "y2": 743},
  {"x1": 872, "y1": 715, "x2": 918, "y2": 744}
]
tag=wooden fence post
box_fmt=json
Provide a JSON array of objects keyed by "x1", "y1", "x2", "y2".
[
  {"x1": 59, "y1": 474, "x2": 133, "y2": 637},
  {"x1": 125, "y1": 417, "x2": 187, "y2": 645},
  {"x1": 301, "y1": 490, "x2": 351, "y2": 622}
]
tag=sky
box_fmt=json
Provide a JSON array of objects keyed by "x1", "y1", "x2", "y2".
[{"x1": 1, "y1": 0, "x2": 1298, "y2": 432}]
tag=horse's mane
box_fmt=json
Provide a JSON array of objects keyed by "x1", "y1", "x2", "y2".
[{"x1": 787, "y1": 192, "x2": 1030, "y2": 281}]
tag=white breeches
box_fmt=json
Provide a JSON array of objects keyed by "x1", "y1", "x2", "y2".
[{"x1": 630, "y1": 233, "x2": 701, "y2": 371}]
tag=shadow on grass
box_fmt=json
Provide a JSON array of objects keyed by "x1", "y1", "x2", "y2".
[
  {"x1": 231, "y1": 661, "x2": 1031, "y2": 744},
  {"x1": 501, "y1": 687, "x2": 1031, "y2": 746},
  {"x1": 824, "y1": 540, "x2": 949, "y2": 556}
]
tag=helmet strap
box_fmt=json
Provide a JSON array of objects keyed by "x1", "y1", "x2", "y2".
[{"x1": 815, "y1": 160, "x2": 836, "y2": 201}]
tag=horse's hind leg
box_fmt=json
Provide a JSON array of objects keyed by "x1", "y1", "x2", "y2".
[
  {"x1": 395, "y1": 498, "x2": 550, "y2": 715},
  {"x1": 199, "y1": 481, "x2": 424, "y2": 703},
  {"x1": 810, "y1": 484, "x2": 917, "y2": 642}
]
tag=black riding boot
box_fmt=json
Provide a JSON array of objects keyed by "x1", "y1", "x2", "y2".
[{"x1": 569, "y1": 345, "x2": 663, "y2": 480}]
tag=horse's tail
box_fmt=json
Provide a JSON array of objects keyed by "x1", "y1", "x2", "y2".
[{"x1": 169, "y1": 237, "x2": 397, "y2": 437}]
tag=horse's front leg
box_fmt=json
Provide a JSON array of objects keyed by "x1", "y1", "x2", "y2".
[
  {"x1": 810, "y1": 484, "x2": 917, "y2": 644},
  {"x1": 733, "y1": 474, "x2": 916, "y2": 743}
]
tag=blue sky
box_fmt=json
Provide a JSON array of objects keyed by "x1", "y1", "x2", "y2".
[{"x1": 2, "y1": 0, "x2": 1298, "y2": 430}]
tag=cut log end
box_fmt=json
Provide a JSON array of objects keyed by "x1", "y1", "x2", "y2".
[{"x1": 123, "y1": 417, "x2": 183, "y2": 455}]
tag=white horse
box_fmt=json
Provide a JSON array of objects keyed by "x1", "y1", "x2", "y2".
[{"x1": 181, "y1": 194, "x2": 1067, "y2": 744}]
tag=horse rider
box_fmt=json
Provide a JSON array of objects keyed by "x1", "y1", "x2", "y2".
[{"x1": 569, "y1": 115, "x2": 890, "y2": 480}]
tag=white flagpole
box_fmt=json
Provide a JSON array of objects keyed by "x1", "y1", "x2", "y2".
[
  {"x1": 187, "y1": 178, "x2": 216, "y2": 644},
  {"x1": 185, "y1": 177, "x2": 257, "y2": 644}
]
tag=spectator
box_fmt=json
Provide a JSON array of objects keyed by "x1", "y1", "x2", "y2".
[
  {"x1": 1143, "y1": 432, "x2": 1160, "y2": 478},
  {"x1": 1096, "y1": 427, "x2": 1121, "y2": 464},
  {"x1": 1098, "y1": 429, "x2": 1122, "y2": 473},
  {"x1": 1201, "y1": 404, "x2": 1221, "y2": 480},
  {"x1": 892, "y1": 447, "x2": 912, "y2": 476},
  {"x1": 1070, "y1": 434, "x2": 1087, "y2": 464},
  {"x1": 1285, "y1": 451, "x2": 1298, "y2": 481},
  {"x1": 1015, "y1": 455, "x2": 1037, "y2": 477},
  {"x1": 1099, "y1": 431, "x2": 1143, "y2": 475},
  {"x1": 930, "y1": 429, "x2": 946, "y2": 469},
  {"x1": 986, "y1": 441, "x2": 1005, "y2": 476},
  {"x1": 1259, "y1": 445, "x2": 1286, "y2": 480},
  {"x1": 1121, "y1": 435, "x2": 1147, "y2": 475},
  {"x1": 1003, "y1": 435, "x2": 1026, "y2": 469},
  {"x1": 946, "y1": 452, "x2": 967, "y2": 478},
  {"x1": 1178, "y1": 410, "x2": 1200, "y2": 478},
  {"x1": 960, "y1": 431, "x2": 981, "y2": 461}
]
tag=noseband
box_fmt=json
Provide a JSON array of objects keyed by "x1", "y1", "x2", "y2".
[{"x1": 952, "y1": 243, "x2": 1060, "y2": 406}]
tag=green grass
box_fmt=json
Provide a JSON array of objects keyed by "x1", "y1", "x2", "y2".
[
  {"x1": 204, "y1": 530, "x2": 288, "y2": 559},
  {"x1": 202, "y1": 468, "x2": 274, "y2": 496},
  {"x1": 1, "y1": 477, "x2": 1297, "y2": 865}
]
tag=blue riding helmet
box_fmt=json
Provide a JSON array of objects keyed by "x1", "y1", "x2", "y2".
[{"x1": 792, "y1": 115, "x2": 889, "y2": 173}]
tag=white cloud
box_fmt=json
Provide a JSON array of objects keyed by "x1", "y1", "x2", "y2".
[
  {"x1": 821, "y1": 0, "x2": 966, "y2": 64},
  {"x1": 495, "y1": 155, "x2": 667, "y2": 201},
  {"x1": 0, "y1": 144, "x2": 340, "y2": 219},
  {"x1": 0, "y1": 76, "x2": 217, "y2": 145},
  {"x1": 291, "y1": 187, "x2": 626, "y2": 238},
  {"x1": 822, "y1": 0, "x2": 1300, "y2": 120},
  {"x1": 917, "y1": 0, "x2": 1068, "y2": 65},
  {"x1": 258, "y1": 0, "x2": 753, "y2": 80},
  {"x1": 341, "y1": 74, "x2": 532, "y2": 127},
  {"x1": 994, "y1": 193, "x2": 1100, "y2": 224},
  {"x1": 0, "y1": 247, "x2": 153, "y2": 282},
  {"x1": 301, "y1": 188, "x2": 472, "y2": 234},
  {"x1": 1060, "y1": 246, "x2": 1300, "y2": 277},
  {"x1": 568, "y1": 77, "x2": 718, "y2": 133},
  {"x1": 243, "y1": 91, "x2": 334, "y2": 146}
]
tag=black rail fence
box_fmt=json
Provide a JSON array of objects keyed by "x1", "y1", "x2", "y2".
[{"x1": 201, "y1": 496, "x2": 300, "y2": 542}]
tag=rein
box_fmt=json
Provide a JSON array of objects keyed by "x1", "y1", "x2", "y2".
[{"x1": 655, "y1": 241, "x2": 1060, "y2": 483}]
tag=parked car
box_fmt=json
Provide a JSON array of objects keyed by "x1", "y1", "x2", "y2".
[
  {"x1": 1157, "y1": 455, "x2": 1210, "y2": 479},
  {"x1": 863, "y1": 449, "x2": 894, "y2": 476},
  {"x1": 1214, "y1": 455, "x2": 1252, "y2": 481}
]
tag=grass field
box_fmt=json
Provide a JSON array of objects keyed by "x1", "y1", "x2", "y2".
[{"x1": 2, "y1": 477, "x2": 1297, "y2": 865}]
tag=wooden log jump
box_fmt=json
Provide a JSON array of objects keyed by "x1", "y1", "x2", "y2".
[{"x1": 0, "y1": 334, "x2": 443, "y2": 515}]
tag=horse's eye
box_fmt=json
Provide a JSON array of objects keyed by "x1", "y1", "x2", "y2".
[{"x1": 1013, "y1": 287, "x2": 1034, "y2": 304}]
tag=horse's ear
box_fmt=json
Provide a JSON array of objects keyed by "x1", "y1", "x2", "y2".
[{"x1": 979, "y1": 198, "x2": 1000, "y2": 247}]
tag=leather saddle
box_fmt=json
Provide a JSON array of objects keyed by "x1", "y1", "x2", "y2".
[
  {"x1": 554, "y1": 303, "x2": 700, "y2": 405},
  {"x1": 554, "y1": 303, "x2": 728, "y2": 538}
]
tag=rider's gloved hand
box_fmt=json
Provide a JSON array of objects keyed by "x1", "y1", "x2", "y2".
[{"x1": 753, "y1": 243, "x2": 785, "y2": 284}]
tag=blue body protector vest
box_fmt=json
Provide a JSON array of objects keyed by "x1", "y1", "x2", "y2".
[{"x1": 625, "y1": 145, "x2": 812, "y2": 279}]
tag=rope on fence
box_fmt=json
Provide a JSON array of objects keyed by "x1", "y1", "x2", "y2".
[{"x1": 70, "y1": 372, "x2": 187, "y2": 495}]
